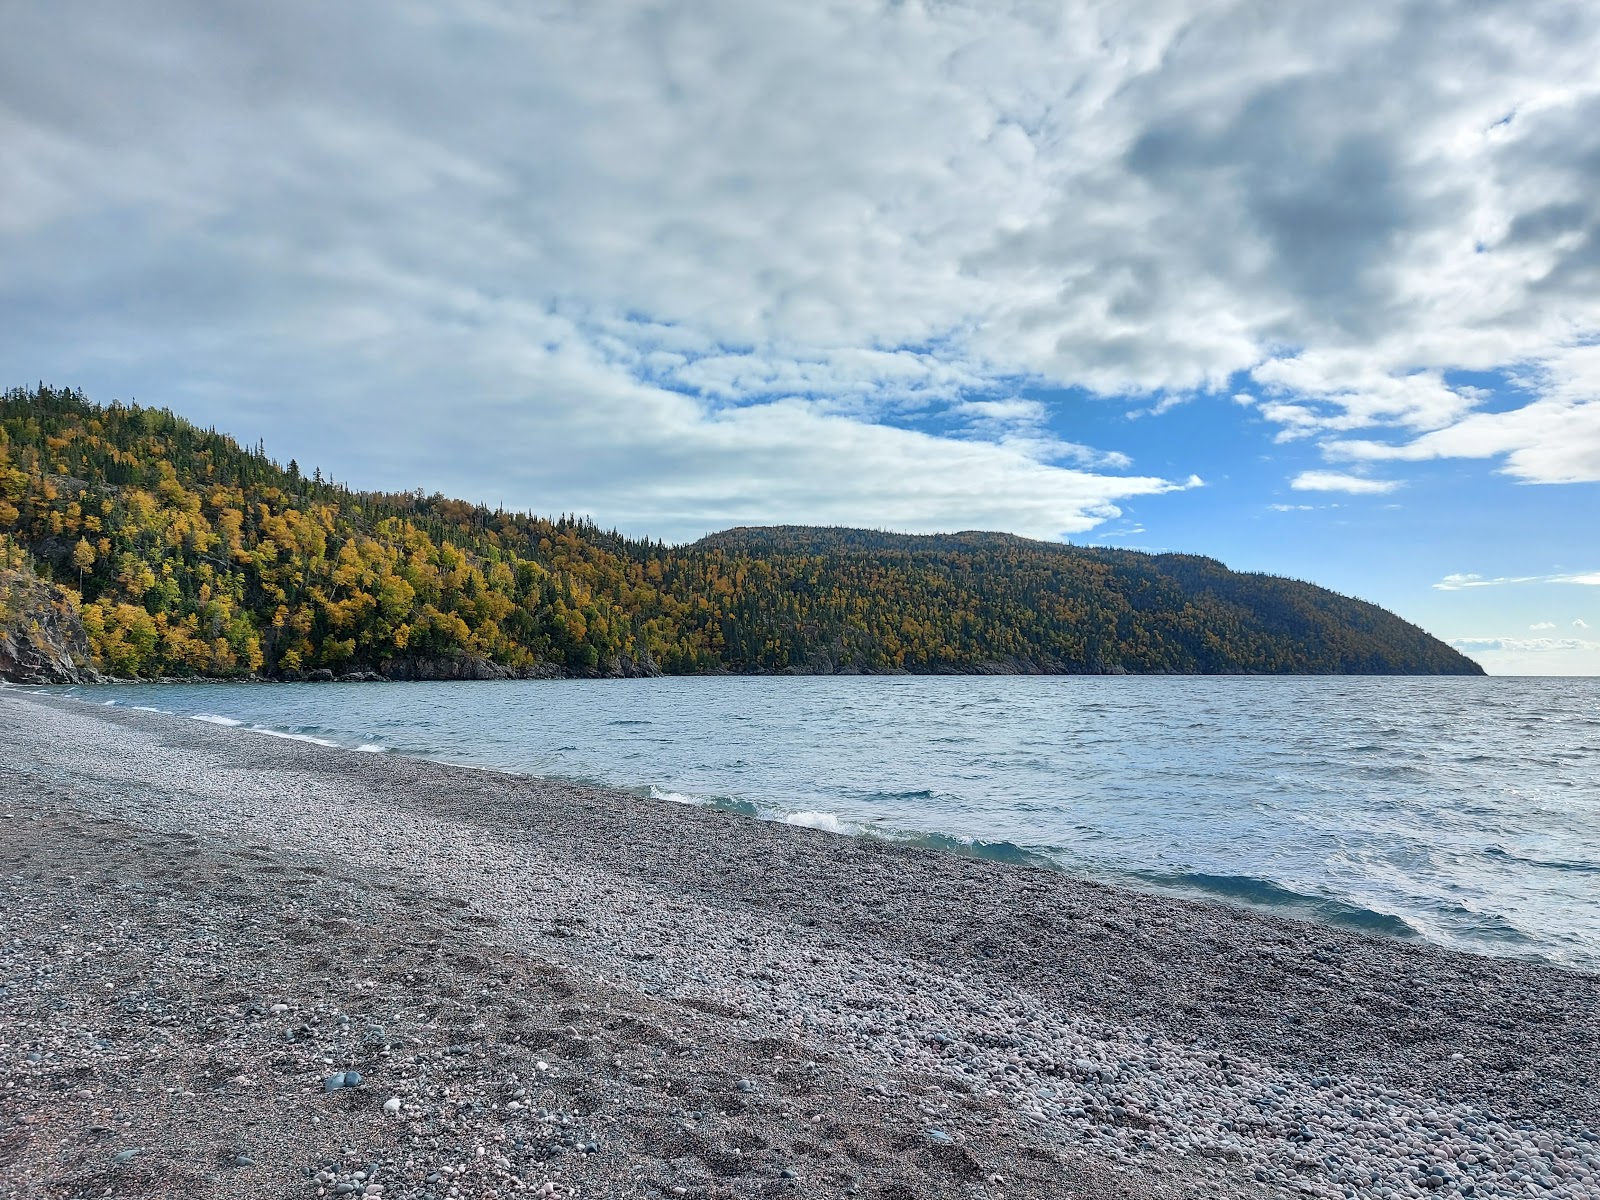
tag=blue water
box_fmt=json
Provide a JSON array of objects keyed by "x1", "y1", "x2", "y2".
[{"x1": 44, "y1": 676, "x2": 1600, "y2": 971}]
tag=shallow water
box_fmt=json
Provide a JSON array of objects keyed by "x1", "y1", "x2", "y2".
[{"x1": 42, "y1": 675, "x2": 1600, "y2": 969}]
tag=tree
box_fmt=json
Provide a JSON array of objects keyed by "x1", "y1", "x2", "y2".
[{"x1": 71, "y1": 536, "x2": 95, "y2": 588}]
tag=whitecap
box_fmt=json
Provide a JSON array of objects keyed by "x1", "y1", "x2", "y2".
[
  {"x1": 191, "y1": 713, "x2": 245, "y2": 726},
  {"x1": 784, "y1": 810, "x2": 850, "y2": 833},
  {"x1": 649, "y1": 785, "x2": 711, "y2": 806},
  {"x1": 248, "y1": 725, "x2": 341, "y2": 748}
]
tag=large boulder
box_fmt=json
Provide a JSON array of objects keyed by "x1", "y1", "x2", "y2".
[{"x1": 0, "y1": 567, "x2": 100, "y2": 684}]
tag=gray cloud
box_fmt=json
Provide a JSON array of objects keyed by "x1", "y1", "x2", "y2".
[{"x1": 3, "y1": 0, "x2": 1600, "y2": 537}]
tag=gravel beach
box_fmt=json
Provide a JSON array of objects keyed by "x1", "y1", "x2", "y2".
[{"x1": 1, "y1": 689, "x2": 1596, "y2": 1200}]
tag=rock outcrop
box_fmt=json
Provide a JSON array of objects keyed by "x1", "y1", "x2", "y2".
[{"x1": 0, "y1": 566, "x2": 99, "y2": 684}]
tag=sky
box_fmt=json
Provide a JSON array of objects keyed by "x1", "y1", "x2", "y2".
[{"x1": 1, "y1": 1, "x2": 1596, "y2": 674}]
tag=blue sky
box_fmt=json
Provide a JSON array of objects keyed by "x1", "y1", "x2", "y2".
[{"x1": 2, "y1": 1, "x2": 1597, "y2": 673}]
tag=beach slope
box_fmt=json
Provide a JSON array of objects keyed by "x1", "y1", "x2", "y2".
[{"x1": 0, "y1": 690, "x2": 1594, "y2": 1199}]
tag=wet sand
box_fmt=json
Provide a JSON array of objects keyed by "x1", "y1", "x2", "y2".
[{"x1": 1, "y1": 689, "x2": 1596, "y2": 1200}]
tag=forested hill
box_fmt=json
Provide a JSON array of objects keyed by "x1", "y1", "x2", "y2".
[{"x1": 0, "y1": 386, "x2": 1482, "y2": 681}]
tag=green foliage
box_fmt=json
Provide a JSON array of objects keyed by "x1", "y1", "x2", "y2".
[{"x1": 0, "y1": 385, "x2": 1483, "y2": 679}]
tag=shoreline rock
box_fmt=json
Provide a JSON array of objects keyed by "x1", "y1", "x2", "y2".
[{"x1": 0, "y1": 565, "x2": 101, "y2": 684}]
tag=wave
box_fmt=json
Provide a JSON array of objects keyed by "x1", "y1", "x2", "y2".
[
  {"x1": 854, "y1": 787, "x2": 935, "y2": 802},
  {"x1": 1484, "y1": 845, "x2": 1600, "y2": 874},
  {"x1": 649, "y1": 785, "x2": 711, "y2": 807},
  {"x1": 645, "y1": 785, "x2": 762, "y2": 819},
  {"x1": 246, "y1": 725, "x2": 342, "y2": 748},
  {"x1": 876, "y1": 829, "x2": 1056, "y2": 870},
  {"x1": 783, "y1": 810, "x2": 851, "y2": 833},
  {"x1": 1125, "y1": 869, "x2": 1420, "y2": 938},
  {"x1": 191, "y1": 713, "x2": 245, "y2": 726}
]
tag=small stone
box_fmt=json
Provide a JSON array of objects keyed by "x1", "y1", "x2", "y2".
[
  {"x1": 324, "y1": 1073, "x2": 347, "y2": 1092},
  {"x1": 234, "y1": 1155, "x2": 254, "y2": 1167},
  {"x1": 925, "y1": 1129, "x2": 953, "y2": 1145},
  {"x1": 113, "y1": 1148, "x2": 142, "y2": 1164},
  {"x1": 383, "y1": 1097, "x2": 401, "y2": 1115},
  {"x1": 343, "y1": 1070, "x2": 364, "y2": 1087}
]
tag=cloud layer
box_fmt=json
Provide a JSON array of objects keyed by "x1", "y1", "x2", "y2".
[
  {"x1": 3, "y1": 0, "x2": 1600, "y2": 537},
  {"x1": 1434, "y1": 571, "x2": 1600, "y2": 590}
]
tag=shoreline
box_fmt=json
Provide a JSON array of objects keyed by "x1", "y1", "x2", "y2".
[
  {"x1": 24, "y1": 677, "x2": 1592, "y2": 972},
  {"x1": 2, "y1": 689, "x2": 1596, "y2": 1199}
]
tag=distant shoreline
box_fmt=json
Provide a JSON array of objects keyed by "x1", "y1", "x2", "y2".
[
  {"x1": 11, "y1": 659, "x2": 1494, "y2": 686},
  {"x1": 2, "y1": 689, "x2": 1595, "y2": 1200}
]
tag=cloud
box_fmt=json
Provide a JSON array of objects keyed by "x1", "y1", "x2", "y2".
[
  {"x1": 1449, "y1": 636, "x2": 1600, "y2": 656},
  {"x1": 951, "y1": 398, "x2": 1134, "y2": 469},
  {"x1": 1449, "y1": 637, "x2": 1600, "y2": 652},
  {"x1": 1323, "y1": 346, "x2": 1600, "y2": 483},
  {"x1": 1290, "y1": 470, "x2": 1402, "y2": 494},
  {"x1": 1530, "y1": 621, "x2": 1557, "y2": 630},
  {"x1": 1449, "y1": 635, "x2": 1600, "y2": 675},
  {"x1": 1433, "y1": 571, "x2": 1600, "y2": 590},
  {"x1": 2, "y1": 1, "x2": 1600, "y2": 533},
  {"x1": 1576, "y1": 618, "x2": 1591, "y2": 629}
]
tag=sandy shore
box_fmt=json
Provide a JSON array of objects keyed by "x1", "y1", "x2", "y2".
[{"x1": 1, "y1": 690, "x2": 1596, "y2": 1200}]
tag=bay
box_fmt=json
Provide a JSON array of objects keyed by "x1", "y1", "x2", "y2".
[{"x1": 55, "y1": 675, "x2": 1600, "y2": 970}]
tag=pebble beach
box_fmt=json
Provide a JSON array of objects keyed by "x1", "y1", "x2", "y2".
[{"x1": 1, "y1": 688, "x2": 1596, "y2": 1200}]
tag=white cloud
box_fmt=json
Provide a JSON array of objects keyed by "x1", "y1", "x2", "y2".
[
  {"x1": 1, "y1": 1, "x2": 1600, "y2": 532},
  {"x1": 1433, "y1": 571, "x2": 1600, "y2": 590},
  {"x1": 1530, "y1": 621, "x2": 1557, "y2": 630},
  {"x1": 1576, "y1": 618, "x2": 1591, "y2": 629},
  {"x1": 1448, "y1": 636, "x2": 1600, "y2": 676},
  {"x1": 1290, "y1": 471, "x2": 1402, "y2": 494}
]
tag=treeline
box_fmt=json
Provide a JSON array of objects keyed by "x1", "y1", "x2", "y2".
[{"x1": 0, "y1": 385, "x2": 1481, "y2": 679}]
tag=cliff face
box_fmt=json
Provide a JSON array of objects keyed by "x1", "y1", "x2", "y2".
[{"x1": 0, "y1": 567, "x2": 99, "y2": 684}]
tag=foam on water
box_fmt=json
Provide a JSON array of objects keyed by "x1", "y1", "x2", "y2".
[
  {"x1": 784, "y1": 810, "x2": 851, "y2": 833},
  {"x1": 45, "y1": 676, "x2": 1600, "y2": 969}
]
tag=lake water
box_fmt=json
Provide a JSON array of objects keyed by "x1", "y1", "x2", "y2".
[{"x1": 49, "y1": 675, "x2": 1600, "y2": 971}]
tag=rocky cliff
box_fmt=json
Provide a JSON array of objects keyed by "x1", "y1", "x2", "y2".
[{"x1": 0, "y1": 566, "x2": 99, "y2": 684}]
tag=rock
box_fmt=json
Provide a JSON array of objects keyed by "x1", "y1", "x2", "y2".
[
  {"x1": 343, "y1": 1069, "x2": 363, "y2": 1087},
  {"x1": 383, "y1": 1096, "x2": 401, "y2": 1115},
  {"x1": 0, "y1": 566, "x2": 100, "y2": 684},
  {"x1": 324, "y1": 1073, "x2": 347, "y2": 1092},
  {"x1": 112, "y1": 1148, "x2": 143, "y2": 1164}
]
